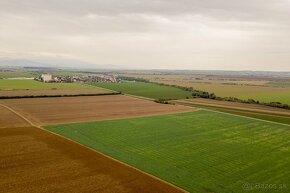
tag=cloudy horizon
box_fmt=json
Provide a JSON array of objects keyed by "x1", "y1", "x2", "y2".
[{"x1": 1, "y1": 0, "x2": 290, "y2": 71}]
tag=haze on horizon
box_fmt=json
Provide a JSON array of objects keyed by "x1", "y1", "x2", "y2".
[{"x1": 0, "y1": 0, "x2": 290, "y2": 71}]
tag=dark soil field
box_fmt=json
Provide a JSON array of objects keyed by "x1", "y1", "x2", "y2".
[
  {"x1": 2, "y1": 95, "x2": 194, "y2": 126},
  {"x1": 0, "y1": 127, "x2": 184, "y2": 193}
]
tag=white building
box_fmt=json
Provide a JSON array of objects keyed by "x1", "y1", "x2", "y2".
[{"x1": 41, "y1": 74, "x2": 52, "y2": 82}]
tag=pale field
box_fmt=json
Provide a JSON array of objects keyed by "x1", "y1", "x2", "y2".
[{"x1": 123, "y1": 74, "x2": 290, "y2": 105}]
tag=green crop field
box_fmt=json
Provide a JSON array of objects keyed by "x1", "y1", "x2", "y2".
[
  {"x1": 47, "y1": 110, "x2": 290, "y2": 193},
  {"x1": 92, "y1": 82, "x2": 192, "y2": 99},
  {"x1": 0, "y1": 79, "x2": 97, "y2": 90}
]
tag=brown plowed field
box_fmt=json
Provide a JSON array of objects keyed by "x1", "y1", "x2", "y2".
[
  {"x1": 0, "y1": 127, "x2": 184, "y2": 193},
  {"x1": 176, "y1": 98, "x2": 290, "y2": 116},
  {"x1": 2, "y1": 95, "x2": 194, "y2": 126},
  {"x1": 0, "y1": 105, "x2": 29, "y2": 128},
  {"x1": 0, "y1": 89, "x2": 111, "y2": 97}
]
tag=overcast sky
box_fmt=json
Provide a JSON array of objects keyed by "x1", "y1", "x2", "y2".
[{"x1": 0, "y1": 0, "x2": 290, "y2": 71}]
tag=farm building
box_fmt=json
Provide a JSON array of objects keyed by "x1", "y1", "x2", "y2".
[{"x1": 41, "y1": 74, "x2": 53, "y2": 82}]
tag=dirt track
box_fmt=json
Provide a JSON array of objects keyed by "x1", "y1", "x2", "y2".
[
  {"x1": 176, "y1": 98, "x2": 290, "y2": 116},
  {"x1": 2, "y1": 95, "x2": 194, "y2": 126},
  {"x1": 0, "y1": 105, "x2": 29, "y2": 128}
]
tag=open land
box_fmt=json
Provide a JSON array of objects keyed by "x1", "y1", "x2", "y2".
[
  {"x1": 0, "y1": 79, "x2": 97, "y2": 90},
  {"x1": 1, "y1": 95, "x2": 194, "y2": 125},
  {"x1": 47, "y1": 110, "x2": 290, "y2": 193},
  {"x1": 93, "y1": 82, "x2": 192, "y2": 99},
  {"x1": 121, "y1": 74, "x2": 290, "y2": 105}
]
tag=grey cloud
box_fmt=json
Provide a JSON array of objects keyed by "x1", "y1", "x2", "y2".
[
  {"x1": 1, "y1": 0, "x2": 290, "y2": 20},
  {"x1": 0, "y1": 0, "x2": 290, "y2": 70}
]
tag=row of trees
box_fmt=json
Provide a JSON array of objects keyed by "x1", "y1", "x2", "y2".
[{"x1": 0, "y1": 92, "x2": 121, "y2": 99}]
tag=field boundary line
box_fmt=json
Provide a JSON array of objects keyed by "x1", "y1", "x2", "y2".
[
  {"x1": 0, "y1": 102, "x2": 189, "y2": 193},
  {"x1": 175, "y1": 102, "x2": 290, "y2": 127},
  {"x1": 0, "y1": 92, "x2": 120, "y2": 100},
  {"x1": 0, "y1": 103, "x2": 37, "y2": 126}
]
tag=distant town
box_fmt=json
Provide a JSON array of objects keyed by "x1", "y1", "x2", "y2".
[{"x1": 36, "y1": 73, "x2": 120, "y2": 83}]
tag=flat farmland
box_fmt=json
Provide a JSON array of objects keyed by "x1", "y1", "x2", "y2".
[
  {"x1": 2, "y1": 95, "x2": 194, "y2": 125},
  {"x1": 0, "y1": 89, "x2": 112, "y2": 98},
  {"x1": 0, "y1": 79, "x2": 98, "y2": 90},
  {"x1": 0, "y1": 127, "x2": 184, "y2": 193},
  {"x1": 156, "y1": 80, "x2": 290, "y2": 105},
  {"x1": 124, "y1": 74, "x2": 290, "y2": 105},
  {"x1": 93, "y1": 82, "x2": 192, "y2": 99},
  {"x1": 47, "y1": 110, "x2": 290, "y2": 193}
]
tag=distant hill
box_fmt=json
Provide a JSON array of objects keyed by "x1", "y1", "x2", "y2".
[{"x1": 0, "y1": 57, "x2": 125, "y2": 70}]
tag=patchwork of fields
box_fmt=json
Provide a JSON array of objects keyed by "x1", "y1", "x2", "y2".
[
  {"x1": 93, "y1": 82, "x2": 192, "y2": 99},
  {"x1": 0, "y1": 126, "x2": 183, "y2": 193},
  {"x1": 1, "y1": 76, "x2": 289, "y2": 193},
  {"x1": 47, "y1": 110, "x2": 290, "y2": 193},
  {"x1": 122, "y1": 74, "x2": 290, "y2": 105}
]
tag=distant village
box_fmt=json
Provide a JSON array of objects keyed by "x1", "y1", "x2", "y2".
[{"x1": 36, "y1": 74, "x2": 120, "y2": 83}]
